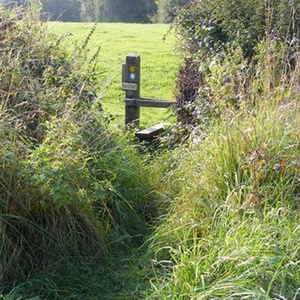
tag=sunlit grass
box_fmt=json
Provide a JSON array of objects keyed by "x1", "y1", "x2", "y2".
[
  {"x1": 146, "y1": 96, "x2": 300, "y2": 299},
  {"x1": 2, "y1": 12, "x2": 299, "y2": 300},
  {"x1": 50, "y1": 22, "x2": 179, "y2": 127}
]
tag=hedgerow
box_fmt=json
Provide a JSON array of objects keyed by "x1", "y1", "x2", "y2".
[
  {"x1": 0, "y1": 6, "x2": 156, "y2": 285},
  {"x1": 173, "y1": 0, "x2": 299, "y2": 128}
]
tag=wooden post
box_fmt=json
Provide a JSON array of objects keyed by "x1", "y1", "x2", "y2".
[{"x1": 122, "y1": 54, "x2": 141, "y2": 127}]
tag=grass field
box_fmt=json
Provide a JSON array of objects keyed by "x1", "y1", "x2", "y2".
[{"x1": 50, "y1": 22, "x2": 179, "y2": 127}]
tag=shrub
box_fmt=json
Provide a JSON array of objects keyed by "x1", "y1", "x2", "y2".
[
  {"x1": 173, "y1": 0, "x2": 299, "y2": 127},
  {"x1": 146, "y1": 9, "x2": 300, "y2": 295},
  {"x1": 174, "y1": 0, "x2": 299, "y2": 59},
  {"x1": 0, "y1": 7, "x2": 157, "y2": 286}
]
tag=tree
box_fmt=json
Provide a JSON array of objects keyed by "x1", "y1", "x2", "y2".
[
  {"x1": 155, "y1": 0, "x2": 191, "y2": 23},
  {"x1": 40, "y1": 0, "x2": 81, "y2": 22},
  {"x1": 79, "y1": 0, "x2": 101, "y2": 22},
  {"x1": 100, "y1": 0, "x2": 157, "y2": 23},
  {"x1": 39, "y1": 0, "x2": 158, "y2": 23},
  {"x1": 174, "y1": 0, "x2": 300, "y2": 58}
]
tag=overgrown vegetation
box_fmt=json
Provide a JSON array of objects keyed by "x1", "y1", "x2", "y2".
[
  {"x1": 0, "y1": 1, "x2": 299, "y2": 299},
  {"x1": 0, "y1": 6, "x2": 157, "y2": 288},
  {"x1": 144, "y1": 1, "x2": 300, "y2": 298},
  {"x1": 173, "y1": 0, "x2": 299, "y2": 130},
  {"x1": 147, "y1": 92, "x2": 299, "y2": 299}
]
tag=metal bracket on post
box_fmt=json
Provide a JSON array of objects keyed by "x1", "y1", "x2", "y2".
[{"x1": 122, "y1": 54, "x2": 141, "y2": 127}]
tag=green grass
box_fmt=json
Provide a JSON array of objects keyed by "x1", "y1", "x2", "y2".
[
  {"x1": 146, "y1": 97, "x2": 300, "y2": 299},
  {"x1": 1, "y1": 12, "x2": 299, "y2": 300},
  {"x1": 0, "y1": 12, "x2": 163, "y2": 294},
  {"x1": 50, "y1": 22, "x2": 179, "y2": 127}
]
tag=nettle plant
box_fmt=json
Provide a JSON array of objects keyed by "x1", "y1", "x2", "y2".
[{"x1": 173, "y1": 0, "x2": 300, "y2": 128}]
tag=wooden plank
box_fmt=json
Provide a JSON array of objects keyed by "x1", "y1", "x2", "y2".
[
  {"x1": 135, "y1": 124, "x2": 164, "y2": 142},
  {"x1": 125, "y1": 98, "x2": 175, "y2": 108}
]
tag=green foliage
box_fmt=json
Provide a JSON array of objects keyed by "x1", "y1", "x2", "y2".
[
  {"x1": 0, "y1": 8, "x2": 100, "y2": 142},
  {"x1": 1, "y1": 255, "x2": 150, "y2": 299},
  {"x1": 38, "y1": 0, "x2": 158, "y2": 23},
  {"x1": 39, "y1": 0, "x2": 80, "y2": 21},
  {"x1": 101, "y1": 0, "x2": 157, "y2": 23},
  {"x1": 0, "y1": 6, "x2": 105, "y2": 284},
  {"x1": 173, "y1": 0, "x2": 299, "y2": 130},
  {"x1": 147, "y1": 82, "x2": 300, "y2": 299},
  {"x1": 174, "y1": 0, "x2": 299, "y2": 59},
  {"x1": 79, "y1": 0, "x2": 101, "y2": 22},
  {"x1": 142, "y1": 22, "x2": 300, "y2": 297},
  {"x1": 1, "y1": 8, "x2": 299, "y2": 300},
  {"x1": 155, "y1": 0, "x2": 191, "y2": 23},
  {"x1": 0, "y1": 8, "x2": 159, "y2": 286}
]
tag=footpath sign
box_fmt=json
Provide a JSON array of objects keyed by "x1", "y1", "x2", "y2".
[{"x1": 122, "y1": 54, "x2": 141, "y2": 126}]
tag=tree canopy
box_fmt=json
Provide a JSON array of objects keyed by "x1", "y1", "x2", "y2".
[
  {"x1": 155, "y1": 0, "x2": 190, "y2": 23},
  {"x1": 38, "y1": 0, "x2": 158, "y2": 22},
  {"x1": 28, "y1": 0, "x2": 190, "y2": 23},
  {"x1": 100, "y1": 0, "x2": 157, "y2": 23}
]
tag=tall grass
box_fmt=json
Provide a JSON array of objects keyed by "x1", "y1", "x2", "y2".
[
  {"x1": 0, "y1": 7, "x2": 159, "y2": 288},
  {"x1": 1, "y1": 6, "x2": 299, "y2": 300},
  {"x1": 0, "y1": 6, "x2": 108, "y2": 285},
  {"x1": 146, "y1": 43, "x2": 299, "y2": 299}
]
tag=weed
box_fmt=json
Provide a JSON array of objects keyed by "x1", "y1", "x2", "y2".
[
  {"x1": 0, "y1": 7, "x2": 159, "y2": 287},
  {"x1": 146, "y1": 37, "x2": 300, "y2": 299}
]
